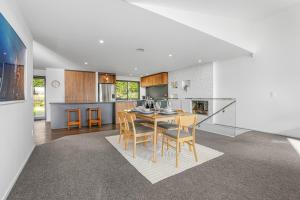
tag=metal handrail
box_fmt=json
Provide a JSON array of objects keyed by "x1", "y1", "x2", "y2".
[
  {"x1": 196, "y1": 99, "x2": 237, "y2": 127},
  {"x1": 167, "y1": 97, "x2": 236, "y2": 100}
]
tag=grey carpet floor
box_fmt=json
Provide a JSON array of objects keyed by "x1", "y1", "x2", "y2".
[{"x1": 7, "y1": 130, "x2": 300, "y2": 200}]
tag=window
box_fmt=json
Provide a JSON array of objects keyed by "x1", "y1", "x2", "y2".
[
  {"x1": 116, "y1": 80, "x2": 140, "y2": 100},
  {"x1": 33, "y1": 76, "x2": 46, "y2": 120}
]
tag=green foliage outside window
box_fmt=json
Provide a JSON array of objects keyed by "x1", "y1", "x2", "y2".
[
  {"x1": 33, "y1": 78, "x2": 45, "y2": 87},
  {"x1": 116, "y1": 81, "x2": 139, "y2": 100},
  {"x1": 116, "y1": 81, "x2": 128, "y2": 99}
]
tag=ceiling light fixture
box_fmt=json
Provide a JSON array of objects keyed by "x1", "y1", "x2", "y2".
[
  {"x1": 198, "y1": 59, "x2": 202, "y2": 63},
  {"x1": 136, "y1": 48, "x2": 145, "y2": 52},
  {"x1": 134, "y1": 67, "x2": 138, "y2": 71},
  {"x1": 169, "y1": 54, "x2": 173, "y2": 57},
  {"x1": 84, "y1": 62, "x2": 88, "y2": 65},
  {"x1": 99, "y1": 40, "x2": 104, "y2": 44}
]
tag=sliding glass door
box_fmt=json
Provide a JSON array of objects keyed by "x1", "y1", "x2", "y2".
[{"x1": 33, "y1": 76, "x2": 46, "y2": 120}]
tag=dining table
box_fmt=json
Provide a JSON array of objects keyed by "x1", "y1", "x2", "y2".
[{"x1": 135, "y1": 111, "x2": 192, "y2": 163}]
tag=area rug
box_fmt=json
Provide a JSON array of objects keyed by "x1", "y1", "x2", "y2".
[{"x1": 105, "y1": 135, "x2": 224, "y2": 184}]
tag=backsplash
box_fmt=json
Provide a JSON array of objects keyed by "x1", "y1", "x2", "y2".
[{"x1": 146, "y1": 85, "x2": 168, "y2": 99}]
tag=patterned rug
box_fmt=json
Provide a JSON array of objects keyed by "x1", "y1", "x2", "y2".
[{"x1": 106, "y1": 135, "x2": 224, "y2": 184}]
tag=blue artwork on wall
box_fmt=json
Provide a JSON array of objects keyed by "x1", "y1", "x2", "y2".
[{"x1": 0, "y1": 13, "x2": 26, "y2": 101}]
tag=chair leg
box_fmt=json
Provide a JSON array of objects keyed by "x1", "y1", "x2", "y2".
[
  {"x1": 143, "y1": 136, "x2": 147, "y2": 147},
  {"x1": 176, "y1": 140, "x2": 180, "y2": 168},
  {"x1": 179, "y1": 142, "x2": 181, "y2": 152},
  {"x1": 133, "y1": 137, "x2": 136, "y2": 158},
  {"x1": 192, "y1": 139, "x2": 198, "y2": 162},
  {"x1": 167, "y1": 138, "x2": 169, "y2": 150},
  {"x1": 125, "y1": 135, "x2": 128, "y2": 150},
  {"x1": 188, "y1": 142, "x2": 192, "y2": 151},
  {"x1": 67, "y1": 112, "x2": 70, "y2": 130},
  {"x1": 118, "y1": 130, "x2": 122, "y2": 144},
  {"x1": 161, "y1": 135, "x2": 165, "y2": 157}
]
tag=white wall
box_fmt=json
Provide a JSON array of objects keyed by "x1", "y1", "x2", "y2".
[
  {"x1": 214, "y1": 5, "x2": 300, "y2": 138},
  {"x1": 33, "y1": 69, "x2": 46, "y2": 76},
  {"x1": 33, "y1": 41, "x2": 81, "y2": 70},
  {"x1": 132, "y1": 2, "x2": 300, "y2": 138},
  {"x1": 168, "y1": 63, "x2": 214, "y2": 124},
  {"x1": 0, "y1": 0, "x2": 35, "y2": 199},
  {"x1": 168, "y1": 63, "x2": 213, "y2": 99},
  {"x1": 45, "y1": 68, "x2": 65, "y2": 121}
]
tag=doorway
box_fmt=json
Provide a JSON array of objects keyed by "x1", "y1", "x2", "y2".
[{"x1": 33, "y1": 76, "x2": 46, "y2": 120}]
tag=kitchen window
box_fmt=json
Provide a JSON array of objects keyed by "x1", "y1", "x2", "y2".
[{"x1": 116, "y1": 80, "x2": 140, "y2": 100}]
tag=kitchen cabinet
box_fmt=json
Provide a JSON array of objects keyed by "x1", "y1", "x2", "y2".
[
  {"x1": 99, "y1": 73, "x2": 116, "y2": 84},
  {"x1": 65, "y1": 70, "x2": 96, "y2": 103},
  {"x1": 141, "y1": 72, "x2": 168, "y2": 87}
]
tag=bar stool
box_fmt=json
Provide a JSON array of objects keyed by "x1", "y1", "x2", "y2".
[
  {"x1": 87, "y1": 107, "x2": 102, "y2": 128},
  {"x1": 66, "y1": 108, "x2": 81, "y2": 130}
]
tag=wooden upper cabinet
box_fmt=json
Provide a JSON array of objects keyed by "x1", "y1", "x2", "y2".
[
  {"x1": 161, "y1": 72, "x2": 168, "y2": 84},
  {"x1": 141, "y1": 72, "x2": 168, "y2": 87},
  {"x1": 65, "y1": 70, "x2": 96, "y2": 103},
  {"x1": 99, "y1": 73, "x2": 116, "y2": 84}
]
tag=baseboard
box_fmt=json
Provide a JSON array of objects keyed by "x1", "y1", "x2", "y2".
[{"x1": 1, "y1": 145, "x2": 35, "y2": 200}]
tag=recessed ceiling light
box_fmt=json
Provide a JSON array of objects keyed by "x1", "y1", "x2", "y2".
[
  {"x1": 198, "y1": 59, "x2": 202, "y2": 63},
  {"x1": 169, "y1": 54, "x2": 173, "y2": 57},
  {"x1": 134, "y1": 67, "x2": 138, "y2": 71},
  {"x1": 3, "y1": 52, "x2": 7, "y2": 55},
  {"x1": 136, "y1": 48, "x2": 145, "y2": 52},
  {"x1": 99, "y1": 40, "x2": 104, "y2": 44},
  {"x1": 84, "y1": 62, "x2": 88, "y2": 65}
]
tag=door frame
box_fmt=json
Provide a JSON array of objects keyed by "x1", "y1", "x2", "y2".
[{"x1": 33, "y1": 76, "x2": 46, "y2": 121}]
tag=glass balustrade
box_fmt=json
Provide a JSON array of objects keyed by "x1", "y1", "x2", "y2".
[{"x1": 164, "y1": 98, "x2": 242, "y2": 137}]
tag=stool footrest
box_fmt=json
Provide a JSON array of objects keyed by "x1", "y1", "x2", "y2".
[
  {"x1": 87, "y1": 108, "x2": 102, "y2": 128},
  {"x1": 66, "y1": 108, "x2": 81, "y2": 130}
]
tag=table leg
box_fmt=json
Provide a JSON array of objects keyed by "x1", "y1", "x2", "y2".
[{"x1": 153, "y1": 120, "x2": 157, "y2": 162}]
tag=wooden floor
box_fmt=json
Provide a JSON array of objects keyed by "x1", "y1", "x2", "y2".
[{"x1": 34, "y1": 120, "x2": 117, "y2": 145}]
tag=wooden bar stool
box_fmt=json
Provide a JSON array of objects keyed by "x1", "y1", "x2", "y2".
[
  {"x1": 87, "y1": 108, "x2": 102, "y2": 128},
  {"x1": 66, "y1": 108, "x2": 81, "y2": 130}
]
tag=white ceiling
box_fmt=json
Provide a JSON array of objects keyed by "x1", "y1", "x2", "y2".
[
  {"x1": 128, "y1": 0, "x2": 300, "y2": 21},
  {"x1": 18, "y1": 0, "x2": 251, "y2": 75}
]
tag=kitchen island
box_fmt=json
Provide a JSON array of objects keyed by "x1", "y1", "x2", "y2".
[
  {"x1": 50, "y1": 100, "x2": 168, "y2": 129},
  {"x1": 50, "y1": 102, "x2": 115, "y2": 129}
]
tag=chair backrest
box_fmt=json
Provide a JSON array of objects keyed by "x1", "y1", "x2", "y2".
[
  {"x1": 118, "y1": 111, "x2": 127, "y2": 130},
  {"x1": 124, "y1": 112, "x2": 137, "y2": 134},
  {"x1": 177, "y1": 114, "x2": 197, "y2": 138},
  {"x1": 179, "y1": 115, "x2": 196, "y2": 127}
]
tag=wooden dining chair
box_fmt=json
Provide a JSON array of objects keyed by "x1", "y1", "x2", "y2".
[
  {"x1": 118, "y1": 111, "x2": 127, "y2": 144},
  {"x1": 124, "y1": 113, "x2": 154, "y2": 158},
  {"x1": 161, "y1": 114, "x2": 198, "y2": 168}
]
